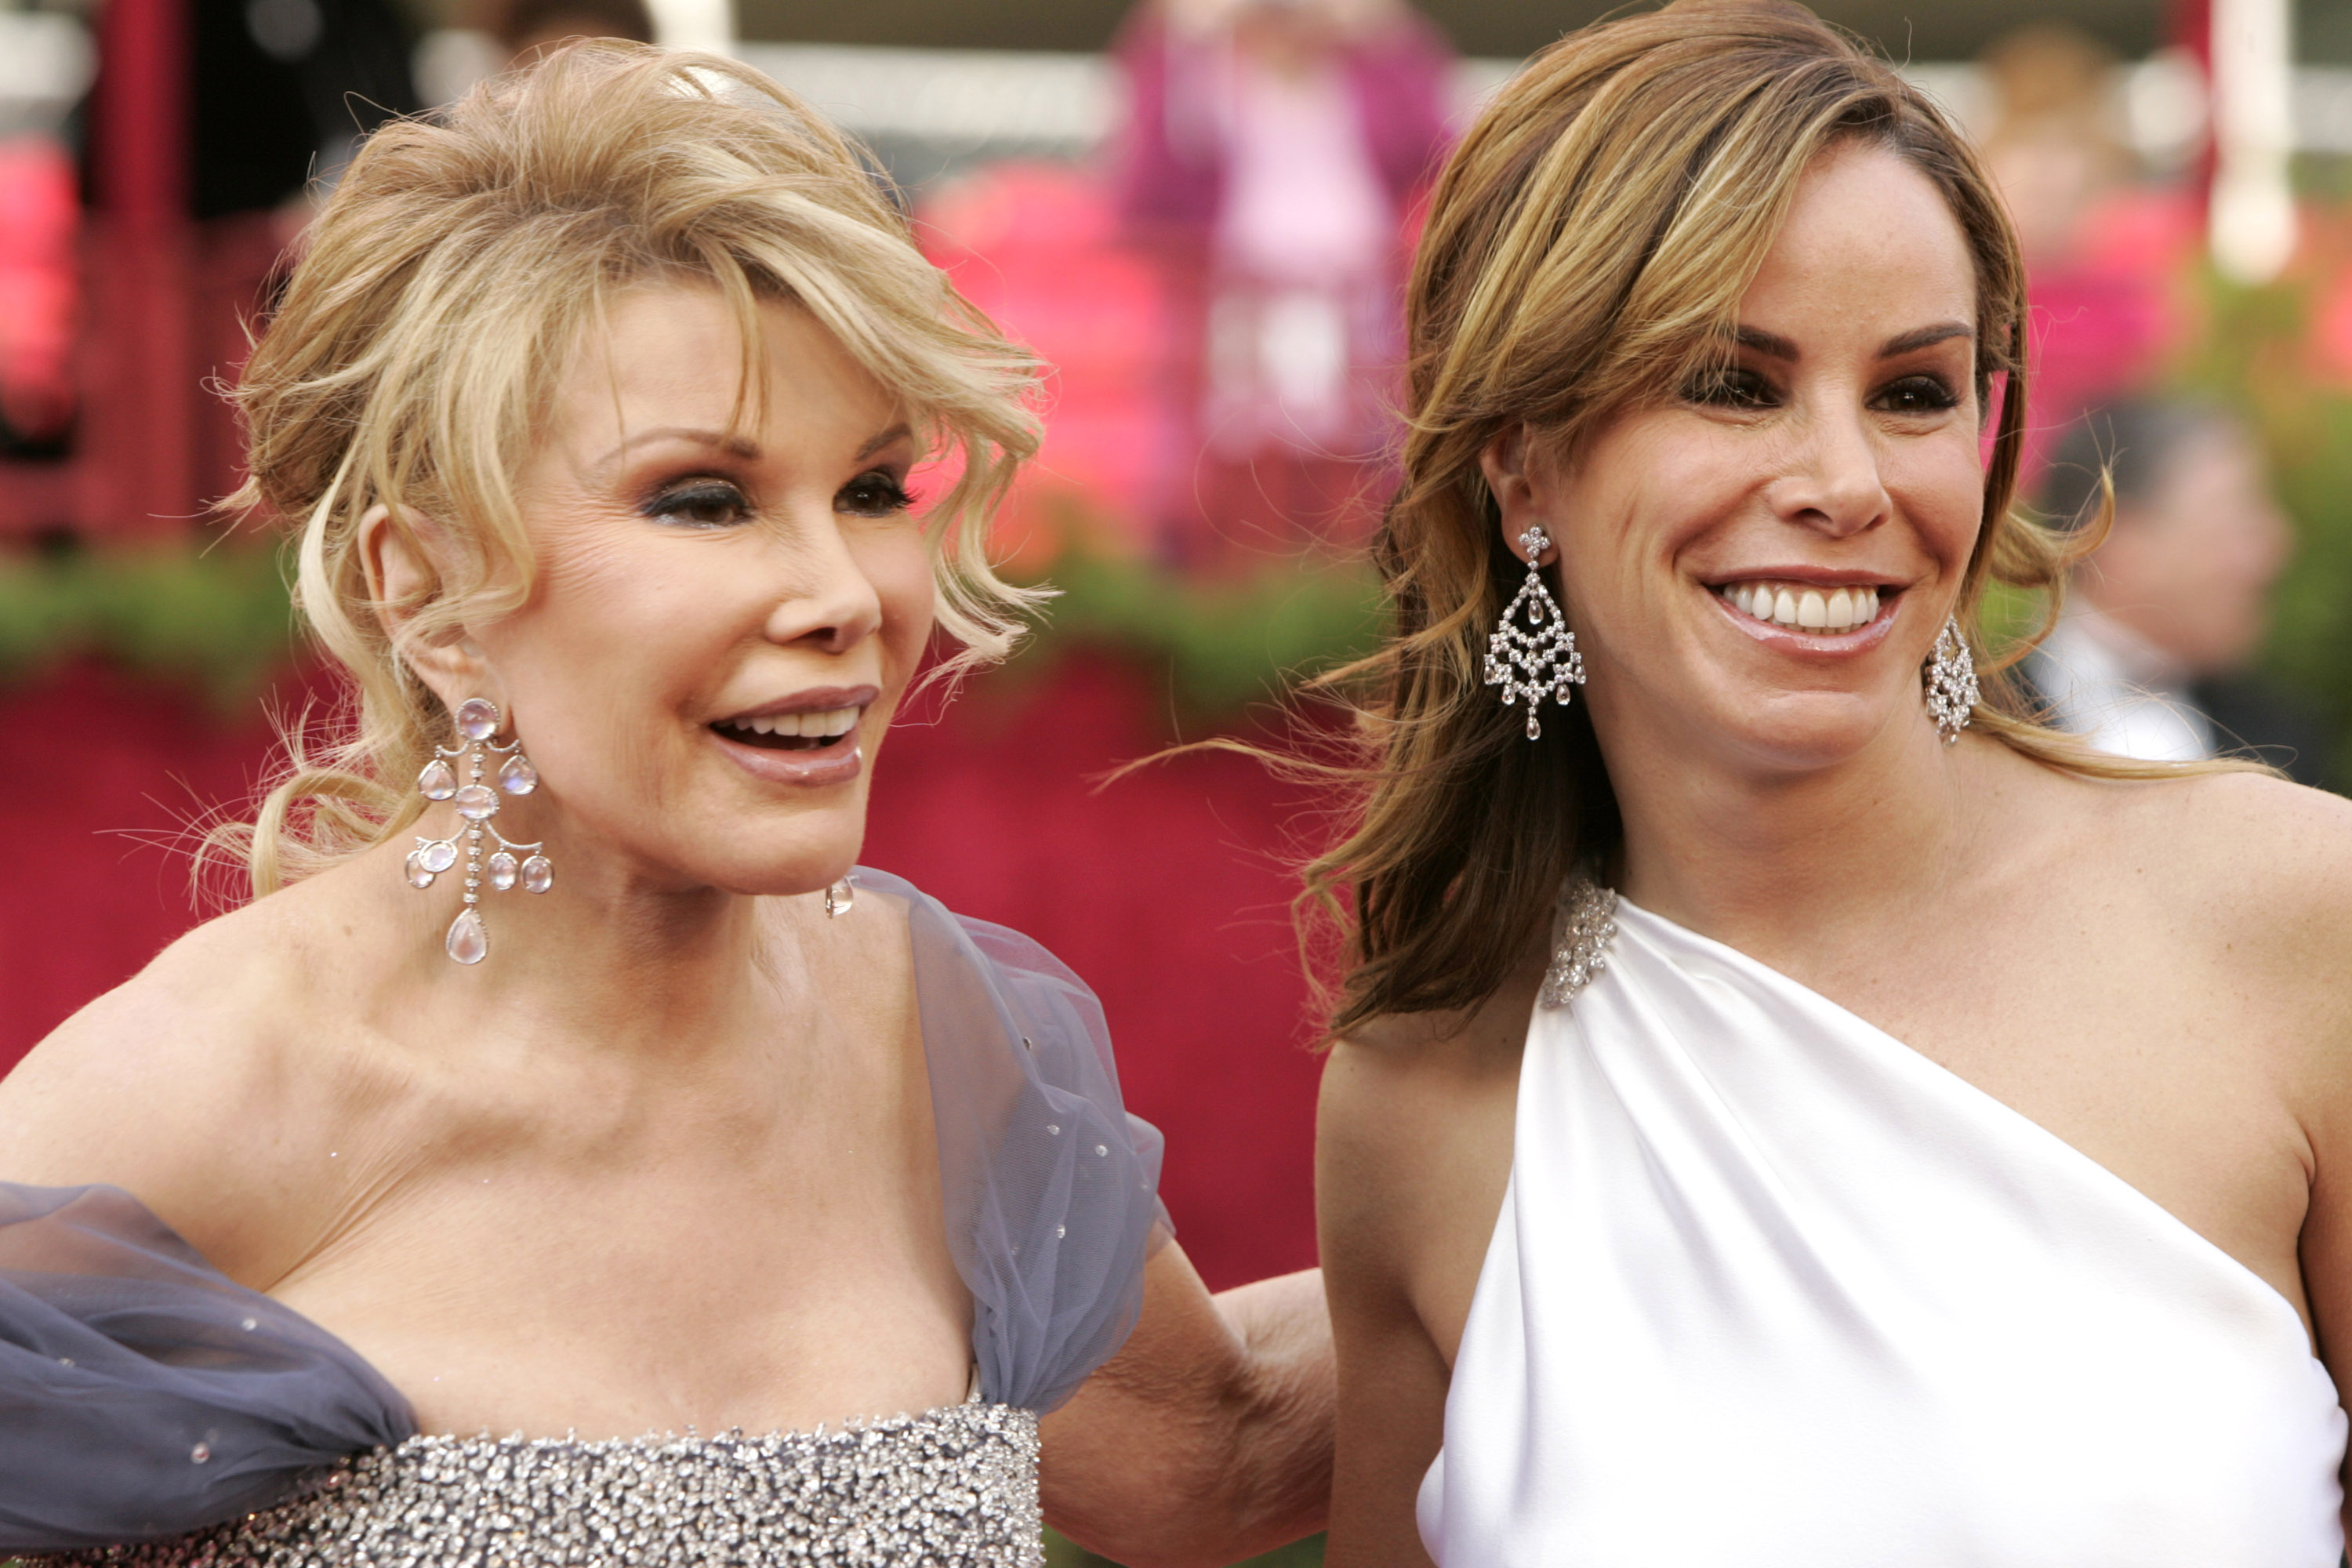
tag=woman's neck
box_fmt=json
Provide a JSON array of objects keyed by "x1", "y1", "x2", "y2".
[
  {"x1": 339, "y1": 833, "x2": 812, "y2": 1069},
  {"x1": 1602, "y1": 708, "x2": 1995, "y2": 969}
]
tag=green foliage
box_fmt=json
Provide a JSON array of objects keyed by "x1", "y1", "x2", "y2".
[
  {"x1": 1016, "y1": 546, "x2": 1386, "y2": 721},
  {"x1": 0, "y1": 544, "x2": 298, "y2": 710},
  {"x1": 0, "y1": 538, "x2": 1385, "y2": 728}
]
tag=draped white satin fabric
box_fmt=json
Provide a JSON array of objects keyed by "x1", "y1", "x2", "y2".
[{"x1": 1417, "y1": 898, "x2": 2347, "y2": 1566}]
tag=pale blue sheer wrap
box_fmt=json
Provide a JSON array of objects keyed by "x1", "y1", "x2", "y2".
[{"x1": 0, "y1": 868, "x2": 1167, "y2": 1552}]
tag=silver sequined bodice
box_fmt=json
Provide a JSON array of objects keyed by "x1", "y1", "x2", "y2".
[{"x1": 49, "y1": 1403, "x2": 1042, "y2": 1568}]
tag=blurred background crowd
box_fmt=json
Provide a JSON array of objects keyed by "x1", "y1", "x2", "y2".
[{"x1": 2, "y1": 3, "x2": 2350, "y2": 1557}]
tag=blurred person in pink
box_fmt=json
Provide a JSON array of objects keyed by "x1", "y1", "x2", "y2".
[
  {"x1": 1975, "y1": 24, "x2": 2194, "y2": 488},
  {"x1": 2027, "y1": 399, "x2": 2328, "y2": 782},
  {"x1": 0, "y1": 135, "x2": 78, "y2": 455},
  {"x1": 1112, "y1": 0, "x2": 1451, "y2": 562}
]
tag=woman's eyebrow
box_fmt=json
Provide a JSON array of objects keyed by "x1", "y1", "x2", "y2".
[
  {"x1": 856, "y1": 423, "x2": 914, "y2": 459},
  {"x1": 1731, "y1": 325, "x2": 1799, "y2": 361},
  {"x1": 1878, "y1": 321, "x2": 1973, "y2": 357},
  {"x1": 591, "y1": 427, "x2": 760, "y2": 471},
  {"x1": 1723, "y1": 321, "x2": 1973, "y2": 363}
]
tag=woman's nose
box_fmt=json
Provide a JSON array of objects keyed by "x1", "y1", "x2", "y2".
[
  {"x1": 1766, "y1": 408, "x2": 1891, "y2": 538},
  {"x1": 764, "y1": 521, "x2": 884, "y2": 652}
]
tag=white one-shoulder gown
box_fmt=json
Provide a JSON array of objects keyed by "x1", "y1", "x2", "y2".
[{"x1": 1417, "y1": 892, "x2": 2347, "y2": 1566}]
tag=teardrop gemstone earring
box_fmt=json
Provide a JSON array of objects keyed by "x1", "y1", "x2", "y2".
[{"x1": 405, "y1": 698, "x2": 554, "y2": 964}]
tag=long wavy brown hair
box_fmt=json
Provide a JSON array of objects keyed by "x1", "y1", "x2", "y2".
[{"x1": 1301, "y1": 0, "x2": 2226, "y2": 1038}]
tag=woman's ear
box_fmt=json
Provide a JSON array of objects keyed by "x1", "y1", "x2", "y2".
[
  {"x1": 1478, "y1": 425, "x2": 1559, "y2": 564},
  {"x1": 357, "y1": 503, "x2": 493, "y2": 702}
]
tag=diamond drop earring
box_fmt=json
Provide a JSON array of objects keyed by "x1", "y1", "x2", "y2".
[
  {"x1": 406, "y1": 697, "x2": 552, "y2": 964},
  {"x1": 1925, "y1": 616, "x2": 1980, "y2": 745},
  {"x1": 1484, "y1": 523, "x2": 1585, "y2": 741}
]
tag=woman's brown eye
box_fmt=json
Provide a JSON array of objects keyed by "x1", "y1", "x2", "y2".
[
  {"x1": 644, "y1": 482, "x2": 751, "y2": 528},
  {"x1": 1878, "y1": 376, "x2": 1959, "y2": 414},
  {"x1": 837, "y1": 471, "x2": 916, "y2": 517}
]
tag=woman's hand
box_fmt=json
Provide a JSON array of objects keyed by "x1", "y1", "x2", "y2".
[{"x1": 1039, "y1": 1246, "x2": 1333, "y2": 1567}]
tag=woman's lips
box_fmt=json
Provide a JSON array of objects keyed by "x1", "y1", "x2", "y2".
[
  {"x1": 706, "y1": 689, "x2": 875, "y2": 788},
  {"x1": 708, "y1": 723, "x2": 864, "y2": 787}
]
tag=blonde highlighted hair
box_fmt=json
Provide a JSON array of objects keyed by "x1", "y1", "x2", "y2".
[
  {"x1": 1303, "y1": 0, "x2": 2245, "y2": 1036},
  {"x1": 219, "y1": 42, "x2": 1043, "y2": 898}
]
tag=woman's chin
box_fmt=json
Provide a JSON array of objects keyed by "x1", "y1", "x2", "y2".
[
  {"x1": 719, "y1": 856, "x2": 862, "y2": 900},
  {"x1": 663, "y1": 834, "x2": 862, "y2": 901},
  {"x1": 1710, "y1": 688, "x2": 1914, "y2": 774}
]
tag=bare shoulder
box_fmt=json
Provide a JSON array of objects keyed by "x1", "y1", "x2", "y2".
[
  {"x1": 1319, "y1": 967, "x2": 1534, "y2": 1209},
  {"x1": 2027, "y1": 768, "x2": 2352, "y2": 1047},
  {"x1": 2109, "y1": 771, "x2": 2352, "y2": 961},
  {"x1": 0, "y1": 887, "x2": 346, "y2": 1275},
  {"x1": 1317, "y1": 939, "x2": 1543, "y2": 1314}
]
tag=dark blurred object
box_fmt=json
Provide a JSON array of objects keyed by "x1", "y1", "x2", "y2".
[
  {"x1": 0, "y1": 0, "x2": 417, "y2": 541},
  {"x1": 1112, "y1": 0, "x2": 1450, "y2": 564},
  {"x1": 2027, "y1": 399, "x2": 2331, "y2": 786},
  {"x1": 2191, "y1": 675, "x2": 2336, "y2": 786},
  {"x1": 492, "y1": 0, "x2": 654, "y2": 63},
  {"x1": 190, "y1": 0, "x2": 419, "y2": 217}
]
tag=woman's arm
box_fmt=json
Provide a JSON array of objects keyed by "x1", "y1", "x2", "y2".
[
  {"x1": 1038, "y1": 1245, "x2": 1334, "y2": 1568},
  {"x1": 2259, "y1": 786, "x2": 2352, "y2": 1543},
  {"x1": 1318, "y1": 1037, "x2": 1450, "y2": 1568},
  {"x1": 1315, "y1": 960, "x2": 1536, "y2": 1568}
]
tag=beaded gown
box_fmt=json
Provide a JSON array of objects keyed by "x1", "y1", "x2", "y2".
[{"x1": 0, "y1": 870, "x2": 1167, "y2": 1567}]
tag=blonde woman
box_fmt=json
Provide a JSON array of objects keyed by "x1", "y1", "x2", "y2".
[
  {"x1": 1315, "y1": 3, "x2": 2352, "y2": 1564},
  {"x1": 0, "y1": 45, "x2": 1327, "y2": 1566}
]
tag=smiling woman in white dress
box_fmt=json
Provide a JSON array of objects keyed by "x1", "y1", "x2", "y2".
[
  {"x1": 0, "y1": 42, "x2": 1329, "y2": 1566},
  {"x1": 1310, "y1": 3, "x2": 2352, "y2": 1566}
]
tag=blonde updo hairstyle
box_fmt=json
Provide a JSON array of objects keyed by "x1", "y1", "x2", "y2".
[
  {"x1": 220, "y1": 42, "x2": 1044, "y2": 898},
  {"x1": 1304, "y1": 0, "x2": 2238, "y2": 1036}
]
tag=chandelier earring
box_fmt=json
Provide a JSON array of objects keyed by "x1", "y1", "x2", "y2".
[
  {"x1": 1924, "y1": 617, "x2": 1980, "y2": 745},
  {"x1": 406, "y1": 697, "x2": 553, "y2": 964},
  {"x1": 1484, "y1": 523, "x2": 1585, "y2": 741}
]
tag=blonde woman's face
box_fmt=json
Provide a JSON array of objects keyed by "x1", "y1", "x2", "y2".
[
  {"x1": 1492, "y1": 143, "x2": 1985, "y2": 777},
  {"x1": 463, "y1": 285, "x2": 933, "y2": 896}
]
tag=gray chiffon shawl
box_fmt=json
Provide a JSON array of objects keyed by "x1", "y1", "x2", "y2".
[{"x1": 0, "y1": 868, "x2": 1167, "y2": 1552}]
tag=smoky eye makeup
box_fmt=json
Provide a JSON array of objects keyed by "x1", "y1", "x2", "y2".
[
  {"x1": 639, "y1": 477, "x2": 754, "y2": 528},
  {"x1": 835, "y1": 469, "x2": 917, "y2": 518},
  {"x1": 1871, "y1": 373, "x2": 1962, "y2": 415}
]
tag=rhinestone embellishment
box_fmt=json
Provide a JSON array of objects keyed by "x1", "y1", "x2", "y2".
[
  {"x1": 1925, "y1": 615, "x2": 1980, "y2": 745},
  {"x1": 1539, "y1": 875, "x2": 1620, "y2": 1008},
  {"x1": 44, "y1": 1404, "x2": 1046, "y2": 1568},
  {"x1": 1484, "y1": 523, "x2": 1586, "y2": 741}
]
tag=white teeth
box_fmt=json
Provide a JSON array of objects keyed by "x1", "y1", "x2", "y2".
[
  {"x1": 720, "y1": 704, "x2": 863, "y2": 738},
  {"x1": 1719, "y1": 581, "x2": 1883, "y2": 635}
]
